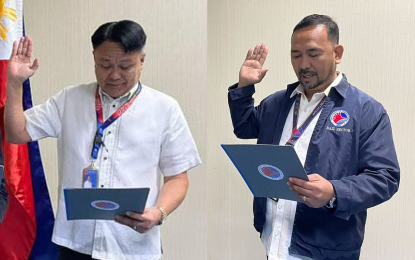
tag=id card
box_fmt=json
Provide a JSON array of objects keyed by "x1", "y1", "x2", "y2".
[{"x1": 82, "y1": 165, "x2": 99, "y2": 188}]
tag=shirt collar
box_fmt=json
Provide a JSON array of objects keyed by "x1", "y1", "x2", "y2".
[
  {"x1": 99, "y1": 82, "x2": 139, "y2": 102},
  {"x1": 290, "y1": 72, "x2": 343, "y2": 99}
]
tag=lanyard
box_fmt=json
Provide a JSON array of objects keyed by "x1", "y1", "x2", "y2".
[
  {"x1": 285, "y1": 93, "x2": 326, "y2": 146},
  {"x1": 90, "y1": 84, "x2": 141, "y2": 160}
]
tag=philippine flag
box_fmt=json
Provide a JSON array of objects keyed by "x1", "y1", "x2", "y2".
[{"x1": 0, "y1": 1, "x2": 58, "y2": 259}]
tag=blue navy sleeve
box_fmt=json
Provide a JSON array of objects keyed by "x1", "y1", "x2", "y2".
[
  {"x1": 330, "y1": 111, "x2": 400, "y2": 220},
  {"x1": 228, "y1": 83, "x2": 261, "y2": 139}
]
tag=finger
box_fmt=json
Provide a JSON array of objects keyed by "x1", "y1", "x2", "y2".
[
  {"x1": 290, "y1": 183, "x2": 313, "y2": 197},
  {"x1": 115, "y1": 214, "x2": 148, "y2": 232},
  {"x1": 296, "y1": 174, "x2": 324, "y2": 190},
  {"x1": 10, "y1": 41, "x2": 18, "y2": 59},
  {"x1": 245, "y1": 48, "x2": 253, "y2": 60},
  {"x1": 252, "y1": 44, "x2": 261, "y2": 59},
  {"x1": 17, "y1": 37, "x2": 24, "y2": 55},
  {"x1": 22, "y1": 37, "x2": 29, "y2": 57},
  {"x1": 26, "y1": 36, "x2": 34, "y2": 58},
  {"x1": 125, "y1": 211, "x2": 146, "y2": 221},
  {"x1": 288, "y1": 177, "x2": 310, "y2": 188},
  {"x1": 125, "y1": 209, "x2": 148, "y2": 222},
  {"x1": 258, "y1": 46, "x2": 269, "y2": 66},
  {"x1": 255, "y1": 45, "x2": 263, "y2": 62},
  {"x1": 290, "y1": 189, "x2": 310, "y2": 204},
  {"x1": 301, "y1": 196, "x2": 313, "y2": 206},
  {"x1": 255, "y1": 43, "x2": 265, "y2": 62},
  {"x1": 115, "y1": 214, "x2": 136, "y2": 227},
  {"x1": 132, "y1": 223, "x2": 148, "y2": 233}
]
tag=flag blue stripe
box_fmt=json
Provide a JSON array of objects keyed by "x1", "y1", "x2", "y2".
[
  {"x1": 21, "y1": 17, "x2": 59, "y2": 260},
  {"x1": 23, "y1": 80, "x2": 59, "y2": 260}
]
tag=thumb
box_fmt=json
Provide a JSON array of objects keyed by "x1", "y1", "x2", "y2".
[
  {"x1": 259, "y1": 69, "x2": 269, "y2": 80},
  {"x1": 31, "y1": 58, "x2": 40, "y2": 71}
]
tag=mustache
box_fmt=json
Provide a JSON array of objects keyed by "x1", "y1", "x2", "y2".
[{"x1": 299, "y1": 69, "x2": 317, "y2": 76}]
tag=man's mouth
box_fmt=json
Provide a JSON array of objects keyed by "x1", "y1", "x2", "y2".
[
  {"x1": 301, "y1": 73, "x2": 315, "y2": 78},
  {"x1": 106, "y1": 82, "x2": 124, "y2": 87},
  {"x1": 301, "y1": 73, "x2": 316, "y2": 82}
]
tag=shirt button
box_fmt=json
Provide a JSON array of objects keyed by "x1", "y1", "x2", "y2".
[
  {"x1": 274, "y1": 231, "x2": 279, "y2": 237},
  {"x1": 108, "y1": 131, "x2": 112, "y2": 134},
  {"x1": 112, "y1": 104, "x2": 116, "y2": 108},
  {"x1": 101, "y1": 185, "x2": 104, "y2": 188},
  {"x1": 103, "y1": 157, "x2": 108, "y2": 160},
  {"x1": 278, "y1": 205, "x2": 282, "y2": 209}
]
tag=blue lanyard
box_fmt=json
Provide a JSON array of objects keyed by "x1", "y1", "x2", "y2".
[
  {"x1": 286, "y1": 94, "x2": 326, "y2": 146},
  {"x1": 90, "y1": 84, "x2": 141, "y2": 160}
]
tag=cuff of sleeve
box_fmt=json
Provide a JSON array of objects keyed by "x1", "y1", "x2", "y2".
[
  {"x1": 161, "y1": 157, "x2": 202, "y2": 177},
  {"x1": 25, "y1": 113, "x2": 41, "y2": 142},
  {"x1": 228, "y1": 83, "x2": 255, "y2": 101},
  {"x1": 329, "y1": 179, "x2": 352, "y2": 220}
]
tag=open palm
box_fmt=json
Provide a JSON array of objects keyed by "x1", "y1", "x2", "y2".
[
  {"x1": 238, "y1": 43, "x2": 269, "y2": 87},
  {"x1": 8, "y1": 36, "x2": 39, "y2": 83}
]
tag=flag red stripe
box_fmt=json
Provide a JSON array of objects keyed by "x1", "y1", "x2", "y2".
[
  {"x1": 0, "y1": 60, "x2": 37, "y2": 259},
  {"x1": 0, "y1": 189, "x2": 35, "y2": 259}
]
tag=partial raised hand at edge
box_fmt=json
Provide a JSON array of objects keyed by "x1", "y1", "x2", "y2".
[{"x1": 8, "y1": 36, "x2": 39, "y2": 85}]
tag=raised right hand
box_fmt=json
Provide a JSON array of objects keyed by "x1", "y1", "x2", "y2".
[
  {"x1": 8, "y1": 36, "x2": 39, "y2": 85},
  {"x1": 238, "y1": 43, "x2": 269, "y2": 88}
]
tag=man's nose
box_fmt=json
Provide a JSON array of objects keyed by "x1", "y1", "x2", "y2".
[
  {"x1": 299, "y1": 56, "x2": 311, "y2": 70},
  {"x1": 108, "y1": 68, "x2": 121, "y2": 80}
]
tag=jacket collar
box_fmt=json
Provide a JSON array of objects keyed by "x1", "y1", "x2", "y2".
[
  {"x1": 286, "y1": 73, "x2": 349, "y2": 99},
  {"x1": 332, "y1": 73, "x2": 348, "y2": 99}
]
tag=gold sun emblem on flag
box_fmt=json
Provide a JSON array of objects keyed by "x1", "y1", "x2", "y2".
[{"x1": 0, "y1": 0, "x2": 17, "y2": 40}]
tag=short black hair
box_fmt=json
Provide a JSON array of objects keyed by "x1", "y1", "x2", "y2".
[
  {"x1": 91, "y1": 20, "x2": 147, "y2": 52},
  {"x1": 293, "y1": 14, "x2": 339, "y2": 45}
]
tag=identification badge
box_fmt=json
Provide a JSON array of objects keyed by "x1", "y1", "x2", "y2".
[{"x1": 82, "y1": 165, "x2": 99, "y2": 188}]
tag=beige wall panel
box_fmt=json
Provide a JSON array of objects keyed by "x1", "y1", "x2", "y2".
[
  {"x1": 208, "y1": 0, "x2": 414, "y2": 259},
  {"x1": 24, "y1": 0, "x2": 207, "y2": 259}
]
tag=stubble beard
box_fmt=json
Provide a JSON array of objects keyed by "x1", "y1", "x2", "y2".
[{"x1": 299, "y1": 64, "x2": 336, "y2": 91}]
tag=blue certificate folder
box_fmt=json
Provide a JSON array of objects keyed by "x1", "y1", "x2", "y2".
[
  {"x1": 64, "y1": 188, "x2": 150, "y2": 220},
  {"x1": 221, "y1": 144, "x2": 309, "y2": 202}
]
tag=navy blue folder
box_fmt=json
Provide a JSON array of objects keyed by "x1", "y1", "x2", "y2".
[
  {"x1": 221, "y1": 144, "x2": 309, "y2": 202},
  {"x1": 64, "y1": 188, "x2": 149, "y2": 220}
]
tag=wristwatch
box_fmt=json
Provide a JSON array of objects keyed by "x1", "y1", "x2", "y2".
[
  {"x1": 157, "y1": 206, "x2": 167, "y2": 225},
  {"x1": 326, "y1": 194, "x2": 337, "y2": 209}
]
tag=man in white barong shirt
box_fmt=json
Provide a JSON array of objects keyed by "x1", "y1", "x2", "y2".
[{"x1": 4, "y1": 20, "x2": 201, "y2": 260}]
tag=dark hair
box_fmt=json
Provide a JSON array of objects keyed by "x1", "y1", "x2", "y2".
[
  {"x1": 91, "y1": 20, "x2": 147, "y2": 52},
  {"x1": 293, "y1": 14, "x2": 339, "y2": 45}
]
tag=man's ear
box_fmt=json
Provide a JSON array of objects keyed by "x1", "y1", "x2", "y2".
[
  {"x1": 334, "y1": 44, "x2": 344, "y2": 65},
  {"x1": 140, "y1": 53, "x2": 146, "y2": 63}
]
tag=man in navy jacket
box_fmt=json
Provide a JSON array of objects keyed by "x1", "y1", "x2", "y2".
[{"x1": 228, "y1": 14, "x2": 399, "y2": 260}]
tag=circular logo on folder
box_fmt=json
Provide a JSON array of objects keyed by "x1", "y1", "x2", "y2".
[
  {"x1": 258, "y1": 164, "x2": 284, "y2": 180},
  {"x1": 91, "y1": 200, "x2": 120, "y2": 211}
]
